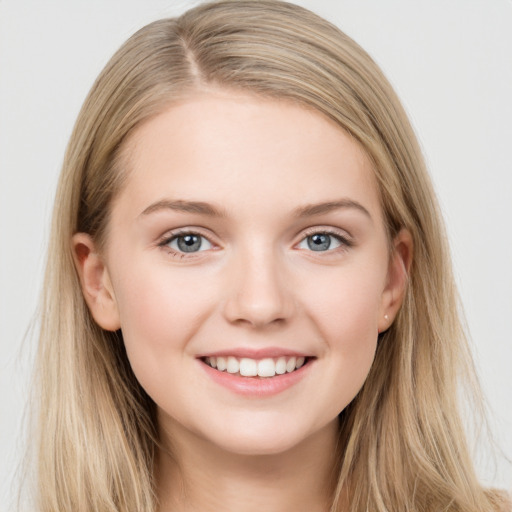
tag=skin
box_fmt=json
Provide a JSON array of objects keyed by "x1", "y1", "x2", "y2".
[{"x1": 73, "y1": 90, "x2": 411, "y2": 512}]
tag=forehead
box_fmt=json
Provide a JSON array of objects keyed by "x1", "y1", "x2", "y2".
[{"x1": 115, "y1": 91, "x2": 383, "y2": 224}]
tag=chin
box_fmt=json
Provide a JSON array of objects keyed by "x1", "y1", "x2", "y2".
[
  {"x1": 214, "y1": 435, "x2": 303, "y2": 457},
  {"x1": 203, "y1": 416, "x2": 322, "y2": 457}
]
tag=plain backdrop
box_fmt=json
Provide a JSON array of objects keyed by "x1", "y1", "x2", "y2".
[{"x1": 1, "y1": 0, "x2": 511, "y2": 508}]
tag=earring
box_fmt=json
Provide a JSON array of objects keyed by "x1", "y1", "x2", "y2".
[{"x1": 384, "y1": 314, "x2": 389, "y2": 321}]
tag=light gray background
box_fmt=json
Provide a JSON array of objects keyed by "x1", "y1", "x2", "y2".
[{"x1": 1, "y1": 1, "x2": 511, "y2": 509}]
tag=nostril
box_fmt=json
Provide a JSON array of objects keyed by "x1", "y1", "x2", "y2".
[{"x1": 222, "y1": 267, "x2": 295, "y2": 327}]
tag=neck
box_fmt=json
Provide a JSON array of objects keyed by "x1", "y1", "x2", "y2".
[{"x1": 156, "y1": 418, "x2": 340, "y2": 512}]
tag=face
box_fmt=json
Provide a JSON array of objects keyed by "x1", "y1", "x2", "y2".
[{"x1": 76, "y1": 91, "x2": 408, "y2": 456}]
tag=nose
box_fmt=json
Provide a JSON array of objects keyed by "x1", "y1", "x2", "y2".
[{"x1": 222, "y1": 245, "x2": 295, "y2": 328}]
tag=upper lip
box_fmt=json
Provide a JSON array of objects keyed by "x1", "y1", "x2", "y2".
[{"x1": 196, "y1": 347, "x2": 313, "y2": 359}]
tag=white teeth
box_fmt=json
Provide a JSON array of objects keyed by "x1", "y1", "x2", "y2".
[
  {"x1": 226, "y1": 356, "x2": 240, "y2": 374},
  {"x1": 286, "y1": 357, "x2": 296, "y2": 373},
  {"x1": 239, "y1": 358, "x2": 258, "y2": 377},
  {"x1": 275, "y1": 357, "x2": 287, "y2": 375},
  {"x1": 205, "y1": 355, "x2": 309, "y2": 377},
  {"x1": 216, "y1": 356, "x2": 227, "y2": 371},
  {"x1": 257, "y1": 358, "x2": 276, "y2": 377}
]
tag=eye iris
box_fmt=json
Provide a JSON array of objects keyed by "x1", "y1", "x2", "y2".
[
  {"x1": 307, "y1": 233, "x2": 331, "y2": 251},
  {"x1": 177, "y1": 234, "x2": 202, "y2": 252}
]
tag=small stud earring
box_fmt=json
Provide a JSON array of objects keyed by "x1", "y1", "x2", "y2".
[{"x1": 384, "y1": 314, "x2": 389, "y2": 321}]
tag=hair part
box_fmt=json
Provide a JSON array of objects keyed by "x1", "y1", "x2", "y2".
[{"x1": 32, "y1": 1, "x2": 509, "y2": 511}]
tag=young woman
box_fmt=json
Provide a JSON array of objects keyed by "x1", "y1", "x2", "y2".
[{"x1": 30, "y1": 1, "x2": 510, "y2": 511}]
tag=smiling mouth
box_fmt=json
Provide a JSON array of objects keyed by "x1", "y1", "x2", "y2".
[{"x1": 201, "y1": 356, "x2": 312, "y2": 378}]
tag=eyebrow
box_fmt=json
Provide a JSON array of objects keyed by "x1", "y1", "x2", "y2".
[
  {"x1": 293, "y1": 199, "x2": 372, "y2": 220},
  {"x1": 140, "y1": 199, "x2": 228, "y2": 218},
  {"x1": 139, "y1": 198, "x2": 371, "y2": 220}
]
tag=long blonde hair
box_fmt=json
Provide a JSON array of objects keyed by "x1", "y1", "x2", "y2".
[{"x1": 32, "y1": 1, "x2": 509, "y2": 510}]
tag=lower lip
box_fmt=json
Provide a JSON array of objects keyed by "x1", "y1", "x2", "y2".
[{"x1": 199, "y1": 359, "x2": 313, "y2": 397}]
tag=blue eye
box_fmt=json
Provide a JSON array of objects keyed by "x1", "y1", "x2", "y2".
[
  {"x1": 297, "y1": 232, "x2": 345, "y2": 252},
  {"x1": 166, "y1": 233, "x2": 213, "y2": 253}
]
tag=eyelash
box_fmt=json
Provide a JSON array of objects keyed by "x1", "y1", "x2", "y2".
[
  {"x1": 158, "y1": 229, "x2": 213, "y2": 259},
  {"x1": 299, "y1": 227, "x2": 353, "y2": 253},
  {"x1": 158, "y1": 227, "x2": 353, "y2": 259}
]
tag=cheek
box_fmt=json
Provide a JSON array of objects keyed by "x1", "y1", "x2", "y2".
[
  {"x1": 110, "y1": 261, "x2": 217, "y2": 385},
  {"x1": 299, "y1": 261, "x2": 385, "y2": 408},
  {"x1": 303, "y1": 260, "x2": 384, "y2": 345}
]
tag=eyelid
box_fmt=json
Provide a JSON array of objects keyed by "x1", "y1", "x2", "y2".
[
  {"x1": 155, "y1": 225, "x2": 353, "y2": 257},
  {"x1": 157, "y1": 227, "x2": 219, "y2": 256},
  {"x1": 158, "y1": 226, "x2": 216, "y2": 243},
  {"x1": 295, "y1": 226, "x2": 354, "y2": 252},
  {"x1": 299, "y1": 226, "x2": 353, "y2": 243}
]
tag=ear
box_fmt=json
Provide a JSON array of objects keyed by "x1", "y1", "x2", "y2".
[
  {"x1": 378, "y1": 229, "x2": 413, "y2": 333},
  {"x1": 71, "y1": 233, "x2": 121, "y2": 331}
]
